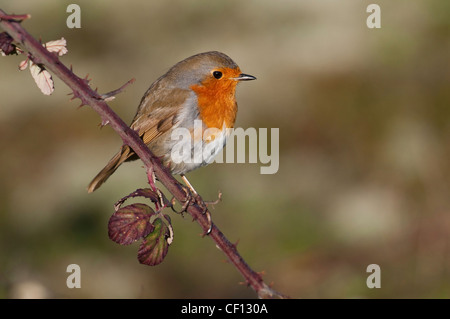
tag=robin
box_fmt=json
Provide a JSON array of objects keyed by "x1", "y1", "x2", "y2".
[{"x1": 87, "y1": 51, "x2": 256, "y2": 193}]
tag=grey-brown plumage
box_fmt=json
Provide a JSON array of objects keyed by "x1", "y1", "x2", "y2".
[{"x1": 87, "y1": 51, "x2": 255, "y2": 193}]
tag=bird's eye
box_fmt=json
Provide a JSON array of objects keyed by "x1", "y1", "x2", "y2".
[{"x1": 213, "y1": 71, "x2": 223, "y2": 79}]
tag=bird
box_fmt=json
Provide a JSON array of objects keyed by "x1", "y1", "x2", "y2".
[{"x1": 87, "y1": 51, "x2": 256, "y2": 194}]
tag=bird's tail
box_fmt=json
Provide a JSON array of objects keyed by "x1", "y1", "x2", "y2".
[{"x1": 87, "y1": 145, "x2": 134, "y2": 193}]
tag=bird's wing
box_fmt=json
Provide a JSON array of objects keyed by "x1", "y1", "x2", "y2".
[{"x1": 130, "y1": 87, "x2": 191, "y2": 145}]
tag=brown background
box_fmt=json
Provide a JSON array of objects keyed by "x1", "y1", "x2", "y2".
[{"x1": 0, "y1": 0, "x2": 449, "y2": 298}]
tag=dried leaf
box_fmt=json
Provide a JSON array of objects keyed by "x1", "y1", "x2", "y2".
[
  {"x1": 103, "y1": 96, "x2": 115, "y2": 102},
  {"x1": 29, "y1": 62, "x2": 54, "y2": 95},
  {"x1": 138, "y1": 218, "x2": 171, "y2": 266},
  {"x1": 108, "y1": 203, "x2": 155, "y2": 245},
  {"x1": 114, "y1": 188, "x2": 164, "y2": 211},
  {"x1": 18, "y1": 59, "x2": 28, "y2": 71},
  {"x1": 136, "y1": 188, "x2": 165, "y2": 203},
  {"x1": 0, "y1": 32, "x2": 17, "y2": 56},
  {"x1": 45, "y1": 37, "x2": 68, "y2": 56}
]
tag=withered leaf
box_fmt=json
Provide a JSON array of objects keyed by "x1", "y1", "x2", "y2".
[
  {"x1": 108, "y1": 203, "x2": 155, "y2": 245},
  {"x1": 114, "y1": 188, "x2": 162, "y2": 212},
  {"x1": 44, "y1": 37, "x2": 68, "y2": 56},
  {"x1": 137, "y1": 218, "x2": 171, "y2": 266},
  {"x1": 29, "y1": 62, "x2": 54, "y2": 95},
  {"x1": 0, "y1": 32, "x2": 16, "y2": 56}
]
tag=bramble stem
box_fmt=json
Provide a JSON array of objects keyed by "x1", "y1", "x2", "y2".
[{"x1": 0, "y1": 9, "x2": 287, "y2": 298}]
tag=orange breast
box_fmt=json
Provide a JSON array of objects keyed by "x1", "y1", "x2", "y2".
[{"x1": 190, "y1": 68, "x2": 241, "y2": 129}]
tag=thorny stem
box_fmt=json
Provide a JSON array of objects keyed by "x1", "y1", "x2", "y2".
[{"x1": 0, "y1": 9, "x2": 287, "y2": 299}]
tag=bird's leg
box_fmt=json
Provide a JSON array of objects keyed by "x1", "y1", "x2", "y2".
[
  {"x1": 181, "y1": 174, "x2": 198, "y2": 195},
  {"x1": 180, "y1": 174, "x2": 213, "y2": 235},
  {"x1": 181, "y1": 175, "x2": 222, "y2": 210},
  {"x1": 204, "y1": 191, "x2": 222, "y2": 208},
  {"x1": 170, "y1": 185, "x2": 191, "y2": 216}
]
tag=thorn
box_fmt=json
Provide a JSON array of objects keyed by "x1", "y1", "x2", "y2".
[
  {"x1": 232, "y1": 239, "x2": 240, "y2": 249},
  {"x1": 257, "y1": 270, "x2": 266, "y2": 278},
  {"x1": 99, "y1": 118, "x2": 110, "y2": 127},
  {"x1": 238, "y1": 280, "x2": 251, "y2": 287},
  {"x1": 0, "y1": 13, "x2": 31, "y2": 21},
  {"x1": 81, "y1": 74, "x2": 91, "y2": 86},
  {"x1": 98, "y1": 78, "x2": 135, "y2": 101}
]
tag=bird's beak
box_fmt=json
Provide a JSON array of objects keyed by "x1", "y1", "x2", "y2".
[{"x1": 233, "y1": 73, "x2": 256, "y2": 81}]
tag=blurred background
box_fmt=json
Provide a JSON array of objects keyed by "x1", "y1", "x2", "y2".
[{"x1": 0, "y1": 0, "x2": 449, "y2": 298}]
